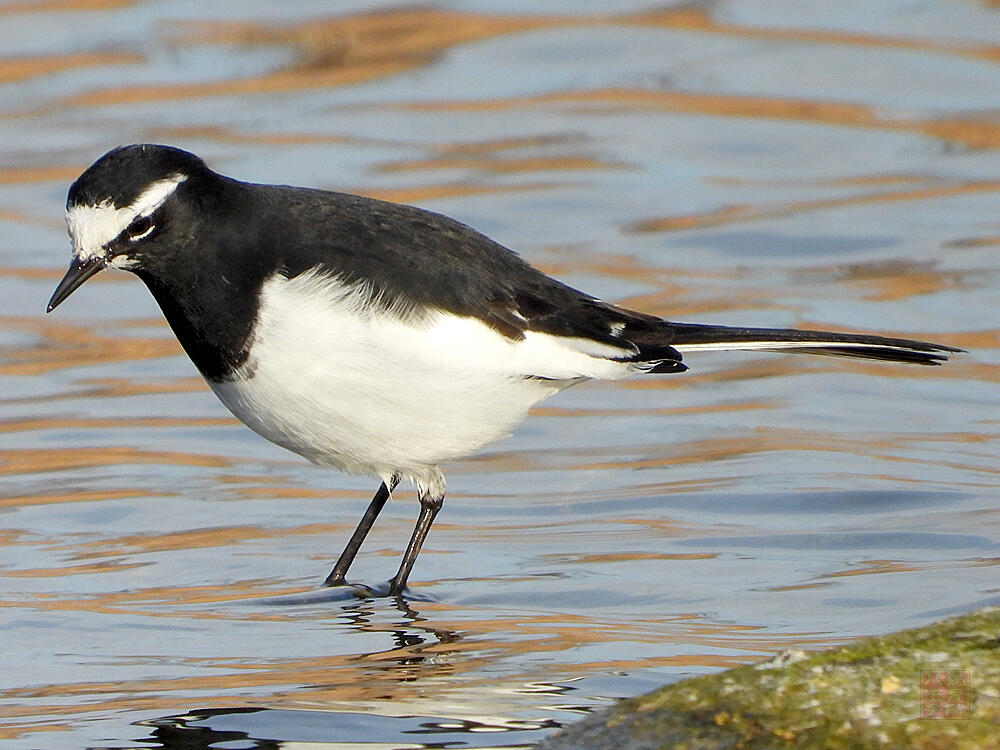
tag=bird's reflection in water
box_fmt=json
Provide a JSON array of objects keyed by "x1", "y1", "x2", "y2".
[
  {"x1": 130, "y1": 705, "x2": 557, "y2": 749},
  {"x1": 337, "y1": 594, "x2": 462, "y2": 675},
  {"x1": 137, "y1": 708, "x2": 281, "y2": 750},
  {"x1": 111, "y1": 593, "x2": 560, "y2": 749},
  {"x1": 253, "y1": 585, "x2": 465, "y2": 682}
]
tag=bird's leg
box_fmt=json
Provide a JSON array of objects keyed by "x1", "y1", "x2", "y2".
[
  {"x1": 386, "y1": 486, "x2": 444, "y2": 596},
  {"x1": 325, "y1": 475, "x2": 400, "y2": 587}
]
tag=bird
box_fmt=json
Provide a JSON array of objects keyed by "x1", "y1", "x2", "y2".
[{"x1": 47, "y1": 144, "x2": 960, "y2": 596}]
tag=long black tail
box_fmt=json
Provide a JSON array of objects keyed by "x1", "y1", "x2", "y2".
[{"x1": 663, "y1": 322, "x2": 961, "y2": 366}]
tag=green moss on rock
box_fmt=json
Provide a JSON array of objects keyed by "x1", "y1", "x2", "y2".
[{"x1": 540, "y1": 607, "x2": 1000, "y2": 750}]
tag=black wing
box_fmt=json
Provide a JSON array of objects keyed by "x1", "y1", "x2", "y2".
[
  {"x1": 259, "y1": 185, "x2": 958, "y2": 371},
  {"x1": 261, "y1": 186, "x2": 687, "y2": 371}
]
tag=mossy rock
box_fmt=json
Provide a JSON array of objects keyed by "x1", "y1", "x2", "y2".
[{"x1": 539, "y1": 607, "x2": 1000, "y2": 750}]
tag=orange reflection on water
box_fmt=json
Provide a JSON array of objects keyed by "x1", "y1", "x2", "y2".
[
  {"x1": 532, "y1": 399, "x2": 778, "y2": 418},
  {"x1": 0, "y1": 488, "x2": 162, "y2": 509},
  {"x1": 47, "y1": 375, "x2": 206, "y2": 401},
  {"x1": 378, "y1": 154, "x2": 626, "y2": 175},
  {"x1": 820, "y1": 559, "x2": 919, "y2": 578},
  {"x1": 399, "y1": 88, "x2": 1000, "y2": 151},
  {"x1": 0, "y1": 446, "x2": 230, "y2": 476},
  {"x1": 67, "y1": 522, "x2": 344, "y2": 560},
  {"x1": 0, "y1": 0, "x2": 134, "y2": 13},
  {"x1": 0, "y1": 165, "x2": 88, "y2": 185},
  {"x1": 543, "y1": 551, "x2": 718, "y2": 564},
  {"x1": 57, "y1": 8, "x2": 563, "y2": 107},
  {"x1": 0, "y1": 581, "x2": 308, "y2": 618},
  {"x1": 359, "y1": 180, "x2": 577, "y2": 206},
  {"x1": 0, "y1": 51, "x2": 138, "y2": 85},
  {"x1": 4, "y1": 559, "x2": 147, "y2": 577},
  {"x1": 567, "y1": 427, "x2": 1000, "y2": 475},
  {"x1": 0, "y1": 415, "x2": 235, "y2": 433},
  {"x1": 630, "y1": 6, "x2": 1000, "y2": 66},
  {"x1": 0, "y1": 314, "x2": 181, "y2": 376},
  {"x1": 631, "y1": 179, "x2": 1000, "y2": 233}
]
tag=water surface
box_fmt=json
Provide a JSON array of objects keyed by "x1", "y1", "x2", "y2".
[{"x1": 1, "y1": 1, "x2": 998, "y2": 748}]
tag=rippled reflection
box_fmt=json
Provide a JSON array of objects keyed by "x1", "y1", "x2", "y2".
[{"x1": 132, "y1": 706, "x2": 558, "y2": 750}]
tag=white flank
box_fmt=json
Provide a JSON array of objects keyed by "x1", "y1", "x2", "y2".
[
  {"x1": 209, "y1": 269, "x2": 640, "y2": 487},
  {"x1": 66, "y1": 173, "x2": 187, "y2": 262}
]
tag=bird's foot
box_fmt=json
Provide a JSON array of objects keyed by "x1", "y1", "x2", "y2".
[{"x1": 324, "y1": 578, "x2": 434, "y2": 601}]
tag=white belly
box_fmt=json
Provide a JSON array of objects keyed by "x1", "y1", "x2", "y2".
[
  {"x1": 210, "y1": 347, "x2": 561, "y2": 484},
  {"x1": 208, "y1": 270, "x2": 634, "y2": 484}
]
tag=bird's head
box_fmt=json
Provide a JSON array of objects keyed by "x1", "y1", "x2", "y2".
[{"x1": 47, "y1": 144, "x2": 208, "y2": 312}]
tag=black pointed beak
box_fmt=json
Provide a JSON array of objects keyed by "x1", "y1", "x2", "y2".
[{"x1": 47, "y1": 255, "x2": 107, "y2": 313}]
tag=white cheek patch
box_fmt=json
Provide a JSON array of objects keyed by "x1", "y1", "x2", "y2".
[
  {"x1": 66, "y1": 200, "x2": 123, "y2": 263},
  {"x1": 65, "y1": 173, "x2": 187, "y2": 262}
]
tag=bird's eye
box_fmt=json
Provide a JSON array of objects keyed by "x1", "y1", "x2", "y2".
[{"x1": 128, "y1": 216, "x2": 155, "y2": 242}]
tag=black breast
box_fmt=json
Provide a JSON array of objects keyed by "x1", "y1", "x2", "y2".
[{"x1": 132, "y1": 175, "x2": 272, "y2": 382}]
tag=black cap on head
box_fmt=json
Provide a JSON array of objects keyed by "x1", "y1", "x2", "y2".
[{"x1": 66, "y1": 144, "x2": 207, "y2": 210}]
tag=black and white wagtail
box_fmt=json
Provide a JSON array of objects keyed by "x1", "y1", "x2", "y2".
[{"x1": 47, "y1": 144, "x2": 960, "y2": 595}]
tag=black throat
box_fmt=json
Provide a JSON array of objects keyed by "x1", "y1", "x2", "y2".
[
  {"x1": 136, "y1": 268, "x2": 261, "y2": 382},
  {"x1": 131, "y1": 175, "x2": 272, "y2": 382}
]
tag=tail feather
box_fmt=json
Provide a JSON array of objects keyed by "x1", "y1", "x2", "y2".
[{"x1": 662, "y1": 322, "x2": 961, "y2": 366}]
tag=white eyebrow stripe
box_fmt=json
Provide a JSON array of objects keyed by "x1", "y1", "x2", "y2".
[
  {"x1": 132, "y1": 173, "x2": 188, "y2": 218},
  {"x1": 66, "y1": 173, "x2": 187, "y2": 262}
]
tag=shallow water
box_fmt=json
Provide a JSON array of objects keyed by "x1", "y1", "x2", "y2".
[{"x1": 1, "y1": 1, "x2": 998, "y2": 748}]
